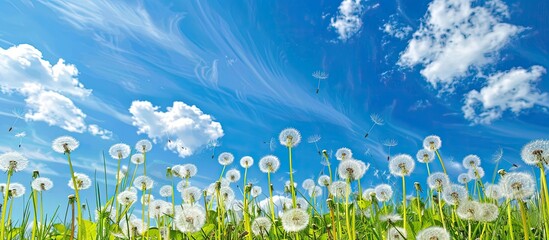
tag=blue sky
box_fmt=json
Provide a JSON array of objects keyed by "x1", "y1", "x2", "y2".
[{"x1": 0, "y1": 0, "x2": 548, "y2": 216}]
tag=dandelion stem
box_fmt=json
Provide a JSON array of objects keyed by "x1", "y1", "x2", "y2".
[
  {"x1": 345, "y1": 179, "x2": 353, "y2": 240},
  {"x1": 434, "y1": 150, "x2": 447, "y2": 175},
  {"x1": 66, "y1": 153, "x2": 84, "y2": 239},
  {"x1": 519, "y1": 200, "x2": 530, "y2": 240},
  {"x1": 0, "y1": 169, "x2": 13, "y2": 240},
  {"x1": 506, "y1": 200, "x2": 515, "y2": 240},
  {"x1": 31, "y1": 189, "x2": 38, "y2": 240},
  {"x1": 402, "y1": 176, "x2": 408, "y2": 232},
  {"x1": 288, "y1": 145, "x2": 297, "y2": 208},
  {"x1": 267, "y1": 172, "x2": 276, "y2": 224},
  {"x1": 437, "y1": 189, "x2": 447, "y2": 229}
]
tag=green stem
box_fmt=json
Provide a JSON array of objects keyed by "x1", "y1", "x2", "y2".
[
  {"x1": 519, "y1": 200, "x2": 530, "y2": 240},
  {"x1": 402, "y1": 176, "x2": 407, "y2": 232},
  {"x1": 0, "y1": 170, "x2": 13, "y2": 240},
  {"x1": 434, "y1": 150, "x2": 447, "y2": 175},
  {"x1": 345, "y1": 179, "x2": 352, "y2": 240},
  {"x1": 506, "y1": 200, "x2": 515, "y2": 240},
  {"x1": 288, "y1": 145, "x2": 297, "y2": 208},
  {"x1": 437, "y1": 189, "x2": 447, "y2": 229},
  {"x1": 67, "y1": 153, "x2": 84, "y2": 239},
  {"x1": 267, "y1": 172, "x2": 276, "y2": 224},
  {"x1": 31, "y1": 190, "x2": 38, "y2": 240}
]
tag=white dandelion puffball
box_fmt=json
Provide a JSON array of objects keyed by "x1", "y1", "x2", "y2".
[
  {"x1": 416, "y1": 149, "x2": 435, "y2": 163},
  {"x1": 159, "y1": 185, "x2": 173, "y2": 197},
  {"x1": 176, "y1": 180, "x2": 190, "y2": 193},
  {"x1": 281, "y1": 208, "x2": 309, "y2": 232},
  {"x1": 9, "y1": 183, "x2": 25, "y2": 197},
  {"x1": 302, "y1": 179, "x2": 315, "y2": 190},
  {"x1": 68, "y1": 173, "x2": 92, "y2": 190},
  {"x1": 427, "y1": 172, "x2": 449, "y2": 190},
  {"x1": 149, "y1": 200, "x2": 168, "y2": 218},
  {"x1": 500, "y1": 172, "x2": 536, "y2": 200},
  {"x1": 387, "y1": 226, "x2": 407, "y2": 240},
  {"x1": 135, "y1": 139, "x2": 152, "y2": 153},
  {"x1": 457, "y1": 173, "x2": 471, "y2": 184},
  {"x1": 462, "y1": 155, "x2": 481, "y2": 169},
  {"x1": 171, "y1": 165, "x2": 183, "y2": 178},
  {"x1": 484, "y1": 183, "x2": 504, "y2": 200},
  {"x1": 476, "y1": 203, "x2": 499, "y2": 222},
  {"x1": 32, "y1": 177, "x2": 53, "y2": 192},
  {"x1": 251, "y1": 186, "x2": 262, "y2": 198},
  {"x1": 318, "y1": 175, "x2": 331, "y2": 187},
  {"x1": 379, "y1": 214, "x2": 403, "y2": 222},
  {"x1": 375, "y1": 184, "x2": 393, "y2": 202},
  {"x1": 141, "y1": 194, "x2": 155, "y2": 205},
  {"x1": 284, "y1": 181, "x2": 297, "y2": 193},
  {"x1": 279, "y1": 128, "x2": 302, "y2": 147},
  {"x1": 134, "y1": 175, "x2": 154, "y2": 190},
  {"x1": 251, "y1": 216, "x2": 272, "y2": 236},
  {"x1": 442, "y1": 184, "x2": 467, "y2": 205},
  {"x1": 130, "y1": 154, "x2": 144, "y2": 165},
  {"x1": 218, "y1": 152, "x2": 234, "y2": 166},
  {"x1": 226, "y1": 169, "x2": 241, "y2": 182},
  {"x1": 259, "y1": 155, "x2": 280, "y2": 173},
  {"x1": 338, "y1": 159, "x2": 363, "y2": 180},
  {"x1": 416, "y1": 226, "x2": 450, "y2": 240},
  {"x1": 362, "y1": 188, "x2": 375, "y2": 200},
  {"x1": 117, "y1": 190, "x2": 137, "y2": 206},
  {"x1": 468, "y1": 167, "x2": 485, "y2": 180},
  {"x1": 356, "y1": 160, "x2": 370, "y2": 177},
  {"x1": 389, "y1": 154, "x2": 415, "y2": 177},
  {"x1": 118, "y1": 218, "x2": 147, "y2": 237},
  {"x1": 308, "y1": 186, "x2": 322, "y2": 198},
  {"x1": 220, "y1": 187, "x2": 235, "y2": 204},
  {"x1": 521, "y1": 140, "x2": 549, "y2": 165},
  {"x1": 109, "y1": 143, "x2": 131, "y2": 159},
  {"x1": 335, "y1": 147, "x2": 353, "y2": 161},
  {"x1": 240, "y1": 156, "x2": 254, "y2": 168},
  {"x1": 52, "y1": 136, "x2": 79, "y2": 153},
  {"x1": 329, "y1": 181, "x2": 349, "y2": 198},
  {"x1": 423, "y1": 135, "x2": 442, "y2": 151},
  {"x1": 457, "y1": 201, "x2": 480, "y2": 220},
  {"x1": 181, "y1": 164, "x2": 198, "y2": 178},
  {"x1": 182, "y1": 186, "x2": 202, "y2": 203},
  {"x1": 0, "y1": 152, "x2": 28, "y2": 172},
  {"x1": 174, "y1": 206, "x2": 206, "y2": 233},
  {"x1": 294, "y1": 197, "x2": 309, "y2": 210}
]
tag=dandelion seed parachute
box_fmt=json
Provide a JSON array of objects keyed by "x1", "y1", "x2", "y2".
[
  {"x1": 281, "y1": 208, "x2": 309, "y2": 232},
  {"x1": 379, "y1": 214, "x2": 402, "y2": 222},
  {"x1": 386, "y1": 226, "x2": 407, "y2": 240},
  {"x1": 335, "y1": 147, "x2": 353, "y2": 161},
  {"x1": 521, "y1": 139, "x2": 549, "y2": 165},
  {"x1": 423, "y1": 135, "x2": 442, "y2": 151},
  {"x1": 374, "y1": 184, "x2": 393, "y2": 202},
  {"x1": 0, "y1": 151, "x2": 28, "y2": 172},
  {"x1": 500, "y1": 172, "x2": 536, "y2": 200},
  {"x1": 51, "y1": 136, "x2": 79, "y2": 153},
  {"x1": 109, "y1": 143, "x2": 131, "y2": 159},
  {"x1": 389, "y1": 154, "x2": 415, "y2": 176},
  {"x1": 251, "y1": 216, "x2": 272, "y2": 236},
  {"x1": 442, "y1": 184, "x2": 467, "y2": 205},
  {"x1": 416, "y1": 149, "x2": 435, "y2": 163},
  {"x1": 427, "y1": 172, "x2": 449, "y2": 190},
  {"x1": 225, "y1": 169, "x2": 241, "y2": 182},
  {"x1": 31, "y1": 177, "x2": 53, "y2": 191},
  {"x1": 259, "y1": 155, "x2": 280, "y2": 173},
  {"x1": 240, "y1": 156, "x2": 254, "y2": 168},
  {"x1": 135, "y1": 139, "x2": 152, "y2": 153},
  {"x1": 416, "y1": 226, "x2": 450, "y2": 240},
  {"x1": 68, "y1": 173, "x2": 92, "y2": 190},
  {"x1": 279, "y1": 128, "x2": 302, "y2": 147},
  {"x1": 462, "y1": 154, "x2": 481, "y2": 169},
  {"x1": 218, "y1": 152, "x2": 234, "y2": 166}
]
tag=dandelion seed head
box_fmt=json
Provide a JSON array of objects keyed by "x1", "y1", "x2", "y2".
[
  {"x1": 182, "y1": 186, "x2": 202, "y2": 203},
  {"x1": 133, "y1": 175, "x2": 154, "y2": 190},
  {"x1": 52, "y1": 136, "x2": 79, "y2": 153},
  {"x1": 240, "y1": 156, "x2": 254, "y2": 168},
  {"x1": 281, "y1": 208, "x2": 309, "y2": 232},
  {"x1": 387, "y1": 226, "x2": 407, "y2": 240},
  {"x1": 468, "y1": 167, "x2": 485, "y2": 180},
  {"x1": 476, "y1": 203, "x2": 499, "y2": 222},
  {"x1": 416, "y1": 149, "x2": 435, "y2": 163},
  {"x1": 251, "y1": 216, "x2": 272, "y2": 236},
  {"x1": 318, "y1": 175, "x2": 331, "y2": 187},
  {"x1": 279, "y1": 128, "x2": 301, "y2": 147},
  {"x1": 159, "y1": 185, "x2": 173, "y2": 197},
  {"x1": 294, "y1": 197, "x2": 309, "y2": 211},
  {"x1": 389, "y1": 154, "x2": 415, "y2": 177},
  {"x1": 370, "y1": 113, "x2": 384, "y2": 125},
  {"x1": 338, "y1": 159, "x2": 363, "y2": 180},
  {"x1": 362, "y1": 188, "x2": 375, "y2": 200},
  {"x1": 226, "y1": 169, "x2": 241, "y2": 183},
  {"x1": 457, "y1": 173, "x2": 471, "y2": 184},
  {"x1": 335, "y1": 147, "x2": 353, "y2": 161},
  {"x1": 135, "y1": 139, "x2": 152, "y2": 153},
  {"x1": 68, "y1": 173, "x2": 92, "y2": 190},
  {"x1": 423, "y1": 135, "x2": 442, "y2": 151},
  {"x1": 218, "y1": 152, "x2": 234, "y2": 166},
  {"x1": 118, "y1": 218, "x2": 147, "y2": 237},
  {"x1": 176, "y1": 180, "x2": 190, "y2": 192},
  {"x1": 149, "y1": 200, "x2": 168, "y2": 218},
  {"x1": 302, "y1": 179, "x2": 315, "y2": 190},
  {"x1": 442, "y1": 184, "x2": 468, "y2": 205},
  {"x1": 308, "y1": 186, "x2": 322, "y2": 198},
  {"x1": 500, "y1": 172, "x2": 536, "y2": 200},
  {"x1": 457, "y1": 201, "x2": 480, "y2": 220},
  {"x1": 174, "y1": 206, "x2": 206, "y2": 233},
  {"x1": 375, "y1": 184, "x2": 393, "y2": 202},
  {"x1": 109, "y1": 143, "x2": 131, "y2": 159},
  {"x1": 416, "y1": 226, "x2": 450, "y2": 240},
  {"x1": 521, "y1": 139, "x2": 549, "y2": 165},
  {"x1": 31, "y1": 177, "x2": 53, "y2": 192},
  {"x1": 259, "y1": 155, "x2": 280, "y2": 173},
  {"x1": 220, "y1": 187, "x2": 235, "y2": 205},
  {"x1": 484, "y1": 183, "x2": 504, "y2": 200},
  {"x1": 251, "y1": 186, "x2": 262, "y2": 198},
  {"x1": 0, "y1": 152, "x2": 28, "y2": 172},
  {"x1": 130, "y1": 154, "x2": 144, "y2": 165},
  {"x1": 171, "y1": 165, "x2": 183, "y2": 178},
  {"x1": 141, "y1": 194, "x2": 155, "y2": 205},
  {"x1": 329, "y1": 181, "x2": 349, "y2": 198},
  {"x1": 117, "y1": 190, "x2": 137, "y2": 206},
  {"x1": 8, "y1": 183, "x2": 25, "y2": 197},
  {"x1": 462, "y1": 154, "x2": 481, "y2": 169},
  {"x1": 427, "y1": 172, "x2": 450, "y2": 190},
  {"x1": 356, "y1": 160, "x2": 370, "y2": 177},
  {"x1": 181, "y1": 164, "x2": 197, "y2": 178}
]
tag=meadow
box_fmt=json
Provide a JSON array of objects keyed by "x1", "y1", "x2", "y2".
[{"x1": 0, "y1": 128, "x2": 548, "y2": 240}]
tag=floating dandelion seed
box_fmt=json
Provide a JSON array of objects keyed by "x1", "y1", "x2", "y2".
[
  {"x1": 307, "y1": 134, "x2": 322, "y2": 155},
  {"x1": 7, "y1": 108, "x2": 24, "y2": 132},
  {"x1": 312, "y1": 70, "x2": 329, "y2": 93},
  {"x1": 14, "y1": 131, "x2": 25, "y2": 148},
  {"x1": 52, "y1": 136, "x2": 79, "y2": 154},
  {"x1": 208, "y1": 139, "x2": 220, "y2": 159},
  {"x1": 365, "y1": 113, "x2": 384, "y2": 138},
  {"x1": 281, "y1": 208, "x2": 309, "y2": 232}
]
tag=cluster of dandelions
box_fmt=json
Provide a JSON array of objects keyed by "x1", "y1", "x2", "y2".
[{"x1": 2, "y1": 132, "x2": 549, "y2": 240}]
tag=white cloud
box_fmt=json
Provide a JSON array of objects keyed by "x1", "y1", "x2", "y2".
[
  {"x1": 129, "y1": 100, "x2": 224, "y2": 158},
  {"x1": 88, "y1": 124, "x2": 113, "y2": 140},
  {"x1": 0, "y1": 44, "x2": 111, "y2": 138},
  {"x1": 462, "y1": 66, "x2": 548, "y2": 124},
  {"x1": 382, "y1": 23, "x2": 412, "y2": 40},
  {"x1": 398, "y1": 0, "x2": 522, "y2": 91},
  {"x1": 330, "y1": 0, "x2": 364, "y2": 41}
]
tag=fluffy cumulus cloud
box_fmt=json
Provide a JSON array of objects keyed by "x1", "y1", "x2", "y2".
[
  {"x1": 330, "y1": 0, "x2": 364, "y2": 41},
  {"x1": 0, "y1": 44, "x2": 111, "y2": 138},
  {"x1": 462, "y1": 66, "x2": 548, "y2": 124},
  {"x1": 129, "y1": 100, "x2": 224, "y2": 158},
  {"x1": 398, "y1": 0, "x2": 522, "y2": 91}
]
